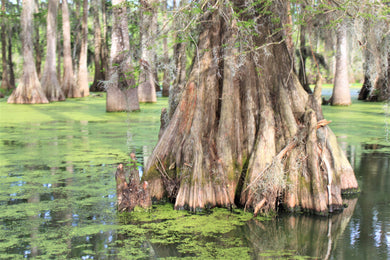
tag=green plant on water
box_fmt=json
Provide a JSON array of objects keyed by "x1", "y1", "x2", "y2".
[
  {"x1": 114, "y1": 205, "x2": 257, "y2": 258},
  {"x1": 1, "y1": 92, "x2": 389, "y2": 259}
]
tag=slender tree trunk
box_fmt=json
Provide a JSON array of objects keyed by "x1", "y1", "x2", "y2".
[
  {"x1": 284, "y1": 1, "x2": 294, "y2": 58},
  {"x1": 61, "y1": 0, "x2": 79, "y2": 97},
  {"x1": 57, "y1": 9, "x2": 61, "y2": 84},
  {"x1": 8, "y1": 0, "x2": 48, "y2": 104},
  {"x1": 90, "y1": 0, "x2": 105, "y2": 92},
  {"x1": 138, "y1": 0, "x2": 157, "y2": 103},
  {"x1": 143, "y1": 1, "x2": 358, "y2": 215},
  {"x1": 101, "y1": 0, "x2": 109, "y2": 81},
  {"x1": 331, "y1": 21, "x2": 351, "y2": 106},
  {"x1": 168, "y1": 0, "x2": 187, "y2": 118},
  {"x1": 41, "y1": 0, "x2": 65, "y2": 101},
  {"x1": 77, "y1": 0, "x2": 89, "y2": 97},
  {"x1": 34, "y1": 0, "x2": 42, "y2": 79},
  {"x1": 298, "y1": 6, "x2": 312, "y2": 94},
  {"x1": 8, "y1": 31, "x2": 15, "y2": 89},
  {"x1": 161, "y1": 0, "x2": 170, "y2": 97},
  {"x1": 106, "y1": 0, "x2": 140, "y2": 112},
  {"x1": 1, "y1": 0, "x2": 10, "y2": 91},
  {"x1": 72, "y1": 0, "x2": 81, "y2": 75}
]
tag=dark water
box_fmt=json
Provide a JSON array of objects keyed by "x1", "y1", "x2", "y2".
[{"x1": 0, "y1": 94, "x2": 389, "y2": 259}]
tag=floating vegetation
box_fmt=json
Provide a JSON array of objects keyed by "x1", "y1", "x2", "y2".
[{"x1": 0, "y1": 94, "x2": 388, "y2": 259}]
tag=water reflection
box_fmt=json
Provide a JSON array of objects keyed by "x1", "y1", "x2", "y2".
[
  {"x1": 332, "y1": 145, "x2": 390, "y2": 259},
  {"x1": 1, "y1": 98, "x2": 389, "y2": 259}
]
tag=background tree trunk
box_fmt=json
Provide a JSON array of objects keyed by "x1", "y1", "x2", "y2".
[
  {"x1": 41, "y1": 0, "x2": 65, "y2": 102},
  {"x1": 144, "y1": 1, "x2": 358, "y2": 215},
  {"x1": 90, "y1": 0, "x2": 105, "y2": 92},
  {"x1": 168, "y1": 0, "x2": 187, "y2": 119},
  {"x1": 161, "y1": 0, "x2": 170, "y2": 97},
  {"x1": 331, "y1": 21, "x2": 351, "y2": 106},
  {"x1": 77, "y1": 0, "x2": 89, "y2": 97},
  {"x1": 106, "y1": 0, "x2": 139, "y2": 112},
  {"x1": 61, "y1": 0, "x2": 79, "y2": 98},
  {"x1": 138, "y1": 0, "x2": 157, "y2": 103},
  {"x1": 297, "y1": 4, "x2": 312, "y2": 94},
  {"x1": 358, "y1": 19, "x2": 390, "y2": 102},
  {"x1": 7, "y1": 29, "x2": 15, "y2": 89},
  {"x1": 101, "y1": 0, "x2": 109, "y2": 82},
  {"x1": 1, "y1": 0, "x2": 11, "y2": 91},
  {"x1": 56, "y1": 4, "x2": 62, "y2": 84},
  {"x1": 34, "y1": 0, "x2": 42, "y2": 79},
  {"x1": 8, "y1": 0, "x2": 48, "y2": 104}
]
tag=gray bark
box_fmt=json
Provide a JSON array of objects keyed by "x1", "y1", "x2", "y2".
[
  {"x1": 61, "y1": 0, "x2": 79, "y2": 97},
  {"x1": 8, "y1": 0, "x2": 48, "y2": 104},
  {"x1": 138, "y1": 0, "x2": 157, "y2": 103},
  {"x1": 106, "y1": 0, "x2": 140, "y2": 112},
  {"x1": 77, "y1": 0, "x2": 89, "y2": 97},
  {"x1": 331, "y1": 21, "x2": 351, "y2": 106},
  {"x1": 41, "y1": 0, "x2": 65, "y2": 102}
]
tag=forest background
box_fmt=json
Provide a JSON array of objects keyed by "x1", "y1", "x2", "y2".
[{"x1": 0, "y1": 0, "x2": 389, "y2": 104}]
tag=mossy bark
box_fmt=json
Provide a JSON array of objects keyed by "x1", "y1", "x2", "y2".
[
  {"x1": 142, "y1": 1, "x2": 358, "y2": 215},
  {"x1": 106, "y1": 0, "x2": 139, "y2": 112}
]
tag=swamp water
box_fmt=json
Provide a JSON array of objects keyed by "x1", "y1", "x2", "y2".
[{"x1": 0, "y1": 93, "x2": 389, "y2": 259}]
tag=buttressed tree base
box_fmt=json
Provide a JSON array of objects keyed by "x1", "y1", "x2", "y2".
[{"x1": 128, "y1": 1, "x2": 358, "y2": 216}]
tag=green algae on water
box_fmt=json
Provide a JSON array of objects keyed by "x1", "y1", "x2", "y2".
[{"x1": 115, "y1": 205, "x2": 254, "y2": 259}]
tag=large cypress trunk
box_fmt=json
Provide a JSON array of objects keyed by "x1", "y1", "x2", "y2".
[
  {"x1": 143, "y1": 1, "x2": 358, "y2": 215},
  {"x1": 8, "y1": 0, "x2": 48, "y2": 104},
  {"x1": 106, "y1": 0, "x2": 140, "y2": 112}
]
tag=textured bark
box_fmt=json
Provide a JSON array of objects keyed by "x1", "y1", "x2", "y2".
[
  {"x1": 138, "y1": 0, "x2": 157, "y2": 103},
  {"x1": 358, "y1": 30, "x2": 390, "y2": 101},
  {"x1": 61, "y1": 0, "x2": 79, "y2": 98},
  {"x1": 115, "y1": 161, "x2": 152, "y2": 212},
  {"x1": 41, "y1": 0, "x2": 65, "y2": 102},
  {"x1": 106, "y1": 0, "x2": 140, "y2": 112},
  {"x1": 90, "y1": 0, "x2": 106, "y2": 92},
  {"x1": 77, "y1": 0, "x2": 89, "y2": 97},
  {"x1": 331, "y1": 22, "x2": 351, "y2": 106},
  {"x1": 143, "y1": 1, "x2": 358, "y2": 215},
  {"x1": 8, "y1": 0, "x2": 48, "y2": 104}
]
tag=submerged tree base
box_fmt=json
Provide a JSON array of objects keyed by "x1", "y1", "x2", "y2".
[{"x1": 117, "y1": 1, "x2": 359, "y2": 216}]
